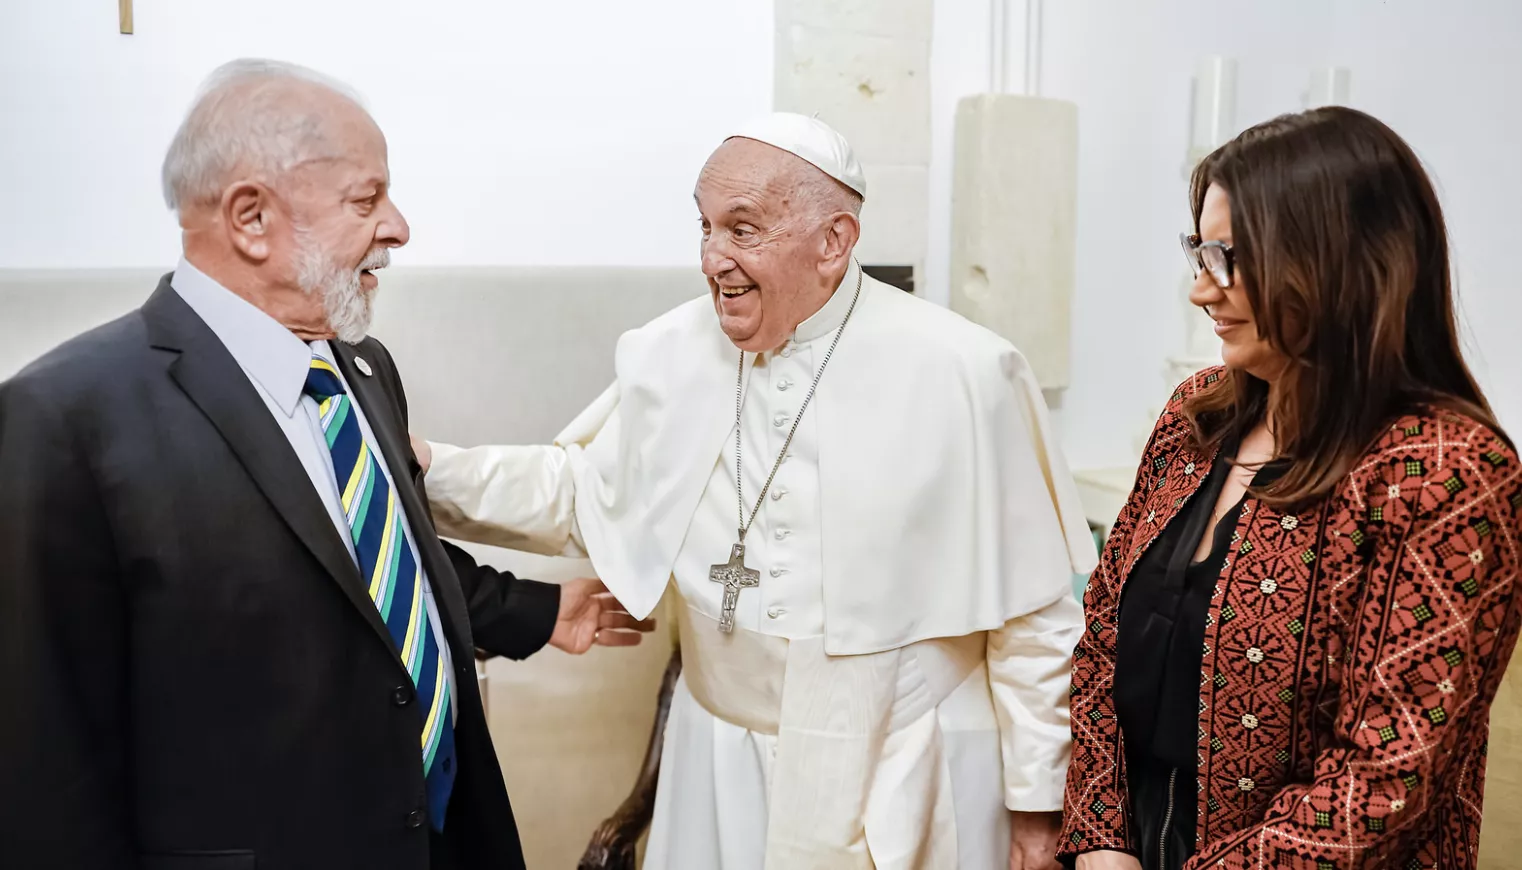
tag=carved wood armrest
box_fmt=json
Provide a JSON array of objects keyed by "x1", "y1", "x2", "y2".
[{"x1": 578, "y1": 649, "x2": 683, "y2": 870}]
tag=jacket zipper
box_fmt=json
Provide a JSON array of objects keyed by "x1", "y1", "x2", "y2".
[{"x1": 1159, "y1": 767, "x2": 1178, "y2": 869}]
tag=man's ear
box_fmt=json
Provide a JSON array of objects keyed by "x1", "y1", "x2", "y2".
[
  {"x1": 821, "y1": 211, "x2": 861, "y2": 267},
  {"x1": 222, "y1": 181, "x2": 275, "y2": 262}
]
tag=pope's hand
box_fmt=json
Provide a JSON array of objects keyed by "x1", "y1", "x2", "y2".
[
  {"x1": 549, "y1": 578, "x2": 656, "y2": 654},
  {"x1": 1074, "y1": 850, "x2": 1142, "y2": 870},
  {"x1": 1009, "y1": 811, "x2": 1062, "y2": 870},
  {"x1": 409, "y1": 434, "x2": 432, "y2": 473}
]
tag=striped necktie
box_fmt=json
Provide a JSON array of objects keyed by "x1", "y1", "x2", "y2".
[{"x1": 303, "y1": 355, "x2": 456, "y2": 831}]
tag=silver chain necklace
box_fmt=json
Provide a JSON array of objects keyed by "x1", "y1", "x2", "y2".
[{"x1": 706, "y1": 263, "x2": 865, "y2": 632}]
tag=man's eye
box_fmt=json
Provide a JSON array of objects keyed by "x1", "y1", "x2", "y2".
[{"x1": 733, "y1": 226, "x2": 755, "y2": 239}]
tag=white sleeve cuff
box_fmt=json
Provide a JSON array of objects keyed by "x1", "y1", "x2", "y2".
[{"x1": 987, "y1": 592, "x2": 1084, "y2": 811}]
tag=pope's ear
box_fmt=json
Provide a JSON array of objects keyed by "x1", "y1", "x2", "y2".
[{"x1": 822, "y1": 211, "x2": 860, "y2": 265}]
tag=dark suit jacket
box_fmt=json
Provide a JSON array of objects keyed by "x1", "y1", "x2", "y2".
[{"x1": 0, "y1": 275, "x2": 560, "y2": 870}]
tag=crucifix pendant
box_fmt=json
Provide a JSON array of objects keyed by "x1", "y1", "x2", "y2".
[{"x1": 709, "y1": 537, "x2": 760, "y2": 633}]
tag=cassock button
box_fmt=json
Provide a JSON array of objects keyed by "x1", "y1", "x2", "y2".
[
  {"x1": 775, "y1": 528, "x2": 790, "y2": 540},
  {"x1": 780, "y1": 345, "x2": 794, "y2": 358},
  {"x1": 778, "y1": 379, "x2": 793, "y2": 391},
  {"x1": 405, "y1": 809, "x2": 425, "y2": 829},
  {"x1": 770, "y1": 488, "x2": 786, "y2": 501},
  {"x1": 769, "y1": 566, "x2": 786, "y2": 577},
  {"x1": 773, "y1": 413, "x2": 789, "y2": 428},
  {"x1": 392, "y1": 686, "x2": 413, "y2": 707},
  {"x1": 767, "y1": 607, "x2": 786, "y2": 619}
]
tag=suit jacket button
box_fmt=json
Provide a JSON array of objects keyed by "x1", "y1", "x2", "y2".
[
  {"x1": 392, "y1": 686, "x2": 413, "y2": 707},
  {"x1": 406, "y1": 809, "x2": 425, "y2": 829}
]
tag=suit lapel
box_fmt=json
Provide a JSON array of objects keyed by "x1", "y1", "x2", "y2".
[
  {"x1": 142, "y1": 282, "x2": 400, "y2": 658},
  {"x1": 330, "y1": 343, "x2": 476, "y2": 658}
]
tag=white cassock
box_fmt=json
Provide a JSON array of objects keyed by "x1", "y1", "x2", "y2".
[{"x1": 424, "y1": 260, "x2": 1098, "y2": 869}]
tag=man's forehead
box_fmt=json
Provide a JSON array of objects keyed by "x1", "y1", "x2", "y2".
[
  {"x1": 695, "y1": 144, "x2": 805, "y2": 213},
  {"x1": 694, "y1": 194, "x2": 765, "y2": 221},
  {"x1": 348, "y1": 163, "x2": 390, "y2": 188},
  {"x1": 705, "y1": 137, "x2": 799, "y2": 177},
  {"x1": 287, "y1": 151, "x2": 389, "y2": 197}
]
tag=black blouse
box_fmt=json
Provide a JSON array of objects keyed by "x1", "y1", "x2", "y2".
[{"x1": 1114, "y1": 446, "x2": 1287, "y2": 772}]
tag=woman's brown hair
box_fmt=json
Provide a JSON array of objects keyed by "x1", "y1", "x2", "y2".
[{"x1": 1183, "y1": 106, "x2": 1504, "y2": 508}]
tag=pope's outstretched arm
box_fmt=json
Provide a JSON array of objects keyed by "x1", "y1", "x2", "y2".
[{"x1": 421, "y1": 382, "x2": 619, "y2": 559}]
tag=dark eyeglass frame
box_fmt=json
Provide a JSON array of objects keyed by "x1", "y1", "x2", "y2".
[{"x1": 1180, "y1": 232, "x2": 1235, "y2": 289}]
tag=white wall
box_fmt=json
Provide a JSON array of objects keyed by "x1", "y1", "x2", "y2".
[
  {"x1": 0, "y1": 0, "x2": 773, "y2": 269},
  {"x1": 5, "y1": 1, "x2": 1519, "y2": 463},
  {"x1": 928, "y1": 0, "x2": 1522, "y2": 469},
  {"x1": 1322, "y1": 0, "x2": 1522, "y2": 461}
]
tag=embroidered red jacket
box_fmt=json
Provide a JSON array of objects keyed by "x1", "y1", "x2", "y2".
[{"x1": 1060, "y1": 368, "x2": 1522, "y2": 869}]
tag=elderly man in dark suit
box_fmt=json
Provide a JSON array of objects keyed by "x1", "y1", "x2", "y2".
[{"x1": 0, "y1": 59, "x2": 650, "y2": 870}]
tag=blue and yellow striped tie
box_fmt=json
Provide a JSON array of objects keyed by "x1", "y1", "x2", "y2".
[{"x1": 304, "y1": 356, "x2": 456, "y2": 831}]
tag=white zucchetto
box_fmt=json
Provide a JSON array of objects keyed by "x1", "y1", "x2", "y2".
[{"x1": 725, "y1": 112, "x2": 867, "y2": 200}]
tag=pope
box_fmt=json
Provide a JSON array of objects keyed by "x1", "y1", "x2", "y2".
[{"x1": 417, "y1": 113, "x2": 1097, "y2": 870}]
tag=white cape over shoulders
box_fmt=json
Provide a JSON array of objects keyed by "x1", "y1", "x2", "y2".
[{"x1": 548, "y1": 271, "x2": 1095, "y2": 654}]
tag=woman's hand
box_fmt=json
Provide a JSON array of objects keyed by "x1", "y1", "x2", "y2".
[
  {"x1": 1009, "y1": 811, "x2": 1062, "y2": 869},
  {"x1": 1074, "y1": 850, "x2": 1142, "y2": 870}
]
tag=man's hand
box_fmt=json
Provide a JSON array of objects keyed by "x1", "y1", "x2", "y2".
[
  {"x1": 549, "y1": 578, "x2": 656, "y2": 654},
  {"x1": 1009, "y1": 811, "x2": 1062, "y2": 870},
  {"x1": 409, "y1": 434, "x2": 432, "y2": 473},
  {"x1": 1074, "y1": 850, "x2": 1143, "y2": 870}
]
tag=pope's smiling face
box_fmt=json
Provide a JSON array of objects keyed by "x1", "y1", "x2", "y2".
[{"x1": 694, "y1": 138, "x2": 856, "y2": 353}]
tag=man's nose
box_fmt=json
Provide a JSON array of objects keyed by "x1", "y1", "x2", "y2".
[
  {"x1": 378, "y1": 198, "x2": 410, "y2": 249},
  {"x1": 701, "y1": 236, "x2": 735, "y2": 277}
]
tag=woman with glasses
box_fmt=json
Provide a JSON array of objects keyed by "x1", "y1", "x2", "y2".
[{"x1": 1058, "y1": 106, "x2": 1521, "y2": 870}]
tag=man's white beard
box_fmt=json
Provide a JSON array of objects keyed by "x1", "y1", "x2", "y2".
[{"x1": 295, "y1": 236, "x2": 389, "y2": 345}]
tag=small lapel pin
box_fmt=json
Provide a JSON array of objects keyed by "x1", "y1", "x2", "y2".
[{"x1": 354, "y1": 356, "x2": 373, "y2": 377}]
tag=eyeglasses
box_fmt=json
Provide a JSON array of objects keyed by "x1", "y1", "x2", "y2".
[{"x1": 1180, "y1": 232, "x2": 1235, "y2": 289}]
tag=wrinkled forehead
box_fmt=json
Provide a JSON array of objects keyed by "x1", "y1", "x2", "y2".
[
  {"x1": 286, "y1": 98, "x2": 391, "y2": 190},
  {"x1": 694, "y1": 138, "x2": 815, "y2": 217},
  {"x1": 315, "y1": 92, "x2": 388, "y2": 162}
]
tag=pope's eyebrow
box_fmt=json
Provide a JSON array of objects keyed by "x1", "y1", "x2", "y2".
[{"x1": 694, "y1": 195, "x2": 764, "y2": 221}]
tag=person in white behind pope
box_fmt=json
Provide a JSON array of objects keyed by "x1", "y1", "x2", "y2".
[{"x1": 413, "y1": 112, "x2": 1098, "y2": 870}]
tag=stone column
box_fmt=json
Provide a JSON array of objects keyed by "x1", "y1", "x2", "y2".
[{"x1": 774, "y1": 0, "x2": 932, "y2": 280}]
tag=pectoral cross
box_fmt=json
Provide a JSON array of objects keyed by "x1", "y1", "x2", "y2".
[{"x1": 709, "y1": 539, "x2": 760, "y2": 633}]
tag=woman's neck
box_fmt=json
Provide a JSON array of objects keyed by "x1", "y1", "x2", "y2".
[
  {"x1": 1235, "y1": 376, "x2": 1279, "y2": 465},
  {"x1": 1262, "y1": 375, "x2": 1284, "y2": 448}
]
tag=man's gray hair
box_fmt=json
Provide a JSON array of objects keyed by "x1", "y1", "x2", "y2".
[
  {"x1": 161, "y1": 58, "x2": 365, "y2": 212},
  {"x1": 791, "y1": 163, "x2": 864, "y2": 221}
]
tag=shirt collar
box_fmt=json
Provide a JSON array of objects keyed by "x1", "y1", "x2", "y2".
[
  {"x1": 170, "y1": 257, "x2": 317, "y2": 417},
  {"x1": 792, "y1": 259, "x2": 862, "y2": 345}
]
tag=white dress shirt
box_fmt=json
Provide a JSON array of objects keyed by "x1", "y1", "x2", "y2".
[{"x1": 171, "y1": 258, "x2": 455, "y2": 712}]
